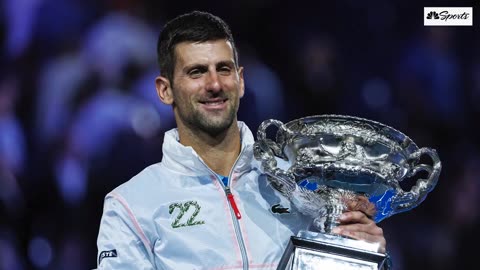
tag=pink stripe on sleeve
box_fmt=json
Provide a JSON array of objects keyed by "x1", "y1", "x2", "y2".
[{"x1": 109, "y1": 192, "x2": 153, "y2": 251}]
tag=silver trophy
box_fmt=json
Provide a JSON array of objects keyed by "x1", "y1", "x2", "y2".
[{"x1": 253, "y1": 115, "x2": 441, "y2": 270}]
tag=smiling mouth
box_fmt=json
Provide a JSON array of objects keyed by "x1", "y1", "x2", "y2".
[{"x1": 199, "y1": 99, "x2": 228, "y2": 106}]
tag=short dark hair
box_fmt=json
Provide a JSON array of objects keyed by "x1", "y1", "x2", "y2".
[{"x1": 156, "y1": 11, "x2": 239, "y2": 83}]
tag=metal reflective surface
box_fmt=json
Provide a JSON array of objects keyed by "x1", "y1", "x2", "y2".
[{"x1": 254, "y1": 115, "x2": 442, "y2": 231}]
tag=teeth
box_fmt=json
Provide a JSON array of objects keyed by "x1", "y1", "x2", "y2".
[{"x1": 204, "y1": 101, "x2": 224, "y2": 105}]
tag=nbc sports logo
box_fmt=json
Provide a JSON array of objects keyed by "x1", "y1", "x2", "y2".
[{"x1": 424, "y1": 7, "x2": 473, "y2": 26}]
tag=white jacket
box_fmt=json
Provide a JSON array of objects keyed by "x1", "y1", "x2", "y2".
[{"x1": 96, "y1": 122, "x2": 311, "y2": 269}]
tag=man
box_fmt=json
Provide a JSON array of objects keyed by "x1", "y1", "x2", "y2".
[{"x1": 95, "y1": 10, "x2": 386, "y2": 269}]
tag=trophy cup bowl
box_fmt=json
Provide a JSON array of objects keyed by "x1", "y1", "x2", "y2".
[{"x1": 253, "y1": 115, "x2": 441, "y2": 269}]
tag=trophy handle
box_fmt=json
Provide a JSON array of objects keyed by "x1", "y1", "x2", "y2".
[
  {"x1": 257, "y1": 119, "x2": 294, "y2": 142},
  {"x1": 256, "y1": 119, "x2": 291, "y2": 159},
  {"x1": 390, "y1": 147, "x2": 442, "y2": 214},
  {"x1": 254, "y1": 119, "x2": 296, "y2": 195}
]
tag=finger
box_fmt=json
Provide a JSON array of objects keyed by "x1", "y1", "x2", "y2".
[
  {"x1": 332, "y1": 226, "x2": 386, "y2": 253},
  {"x1": 332, "y1": 219, "x2": 386, "y2": 253},
  {"x1": 337, "y1": 214, "x2": 383, "y2": 241},
  {"x1": 338, "y1": 211, "x2": 371, "y2": 224},
  {"x1": 335, "y1": 222, "x2": 383, "y2": 236},
  {"x1": 342, "y1": 230, "x2": 386, "y2": 253}
]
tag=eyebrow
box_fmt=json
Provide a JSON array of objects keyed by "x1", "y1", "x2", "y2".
[
  {"x1": 215, "y1": 60, "x2": 235, "y2": 68},
  {"x1": 182, "y1": 60, "x2": 236, "y2": 73},
  {"x1": 182, "y1": 64, "x2": 207, "y2": 73}
]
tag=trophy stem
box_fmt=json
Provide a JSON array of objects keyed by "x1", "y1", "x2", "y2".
[{"x1": 324, "y1": 204, "x2": 343, "y2": 233}]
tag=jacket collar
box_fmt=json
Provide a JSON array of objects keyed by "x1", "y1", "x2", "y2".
[{"x1": 160, "y1": 121, "x2": 255, "y2": 176}]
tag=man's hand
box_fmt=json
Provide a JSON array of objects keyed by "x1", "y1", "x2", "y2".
[
  {"x1": 331, "y1": 211, "x2": 386, "y2": 253},
  {"x1": 343, "y1": 195, "x2": 377, "y2": 218}
]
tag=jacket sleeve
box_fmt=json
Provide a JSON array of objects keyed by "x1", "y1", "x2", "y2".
[{"x1": 96, "y1": 194, "x2": 157, "y2": 269}]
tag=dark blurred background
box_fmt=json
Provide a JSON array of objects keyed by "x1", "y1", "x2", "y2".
[{"x1": 1, "y1": 0, "x2": 479, "y2": 269}]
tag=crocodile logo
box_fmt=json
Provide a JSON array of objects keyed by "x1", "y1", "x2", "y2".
[{"x1": 271, "y1": 203, "x2": 290, "y2": 214}]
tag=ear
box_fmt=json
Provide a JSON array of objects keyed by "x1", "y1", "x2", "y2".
[
  {"x1": 238, "y1": 66, "x2": 245, "y2": 98},
  {"x1": 155, "y1": 76, "x2": 174, "y2": 105}
]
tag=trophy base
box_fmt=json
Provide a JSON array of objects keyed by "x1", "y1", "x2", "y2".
[{"x1": 277, "y1": 231, "x2": 387, "y2": 270}]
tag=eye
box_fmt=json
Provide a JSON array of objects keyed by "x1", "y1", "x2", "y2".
[
  {"x1": 218, "y1": 66, "x2": 232, "y2": 75},
  {"x1": 188, "y1": 68, "x2": 206, "y2": 78}
]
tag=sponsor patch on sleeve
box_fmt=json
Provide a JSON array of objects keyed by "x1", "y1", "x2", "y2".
[{"x1": 99, "y1": 249, "x2": 117, "y2": 265}]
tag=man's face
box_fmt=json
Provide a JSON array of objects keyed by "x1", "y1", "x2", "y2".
[{"x1": 169, "y1": 39, "x2": 244, "y2": 135}]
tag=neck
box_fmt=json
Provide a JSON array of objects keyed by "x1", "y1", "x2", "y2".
[{"x1": 177, "y1": 121, "x2": 242, "y2": 176}]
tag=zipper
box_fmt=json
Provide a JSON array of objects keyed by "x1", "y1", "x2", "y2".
[
  {"x1": 197, "y1": 147, "x2": 249, "y2": 269},
  {"x1": 224, "y1": 147, "x2": 248, "y2": 270},
  {"x1": 225, "y1": 186, "x2": 241, "y2": 219}
]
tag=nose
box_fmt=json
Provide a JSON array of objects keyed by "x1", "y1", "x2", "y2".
[{"x1": 205, "y1": 71, "x2": 222, "y2": 92}]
